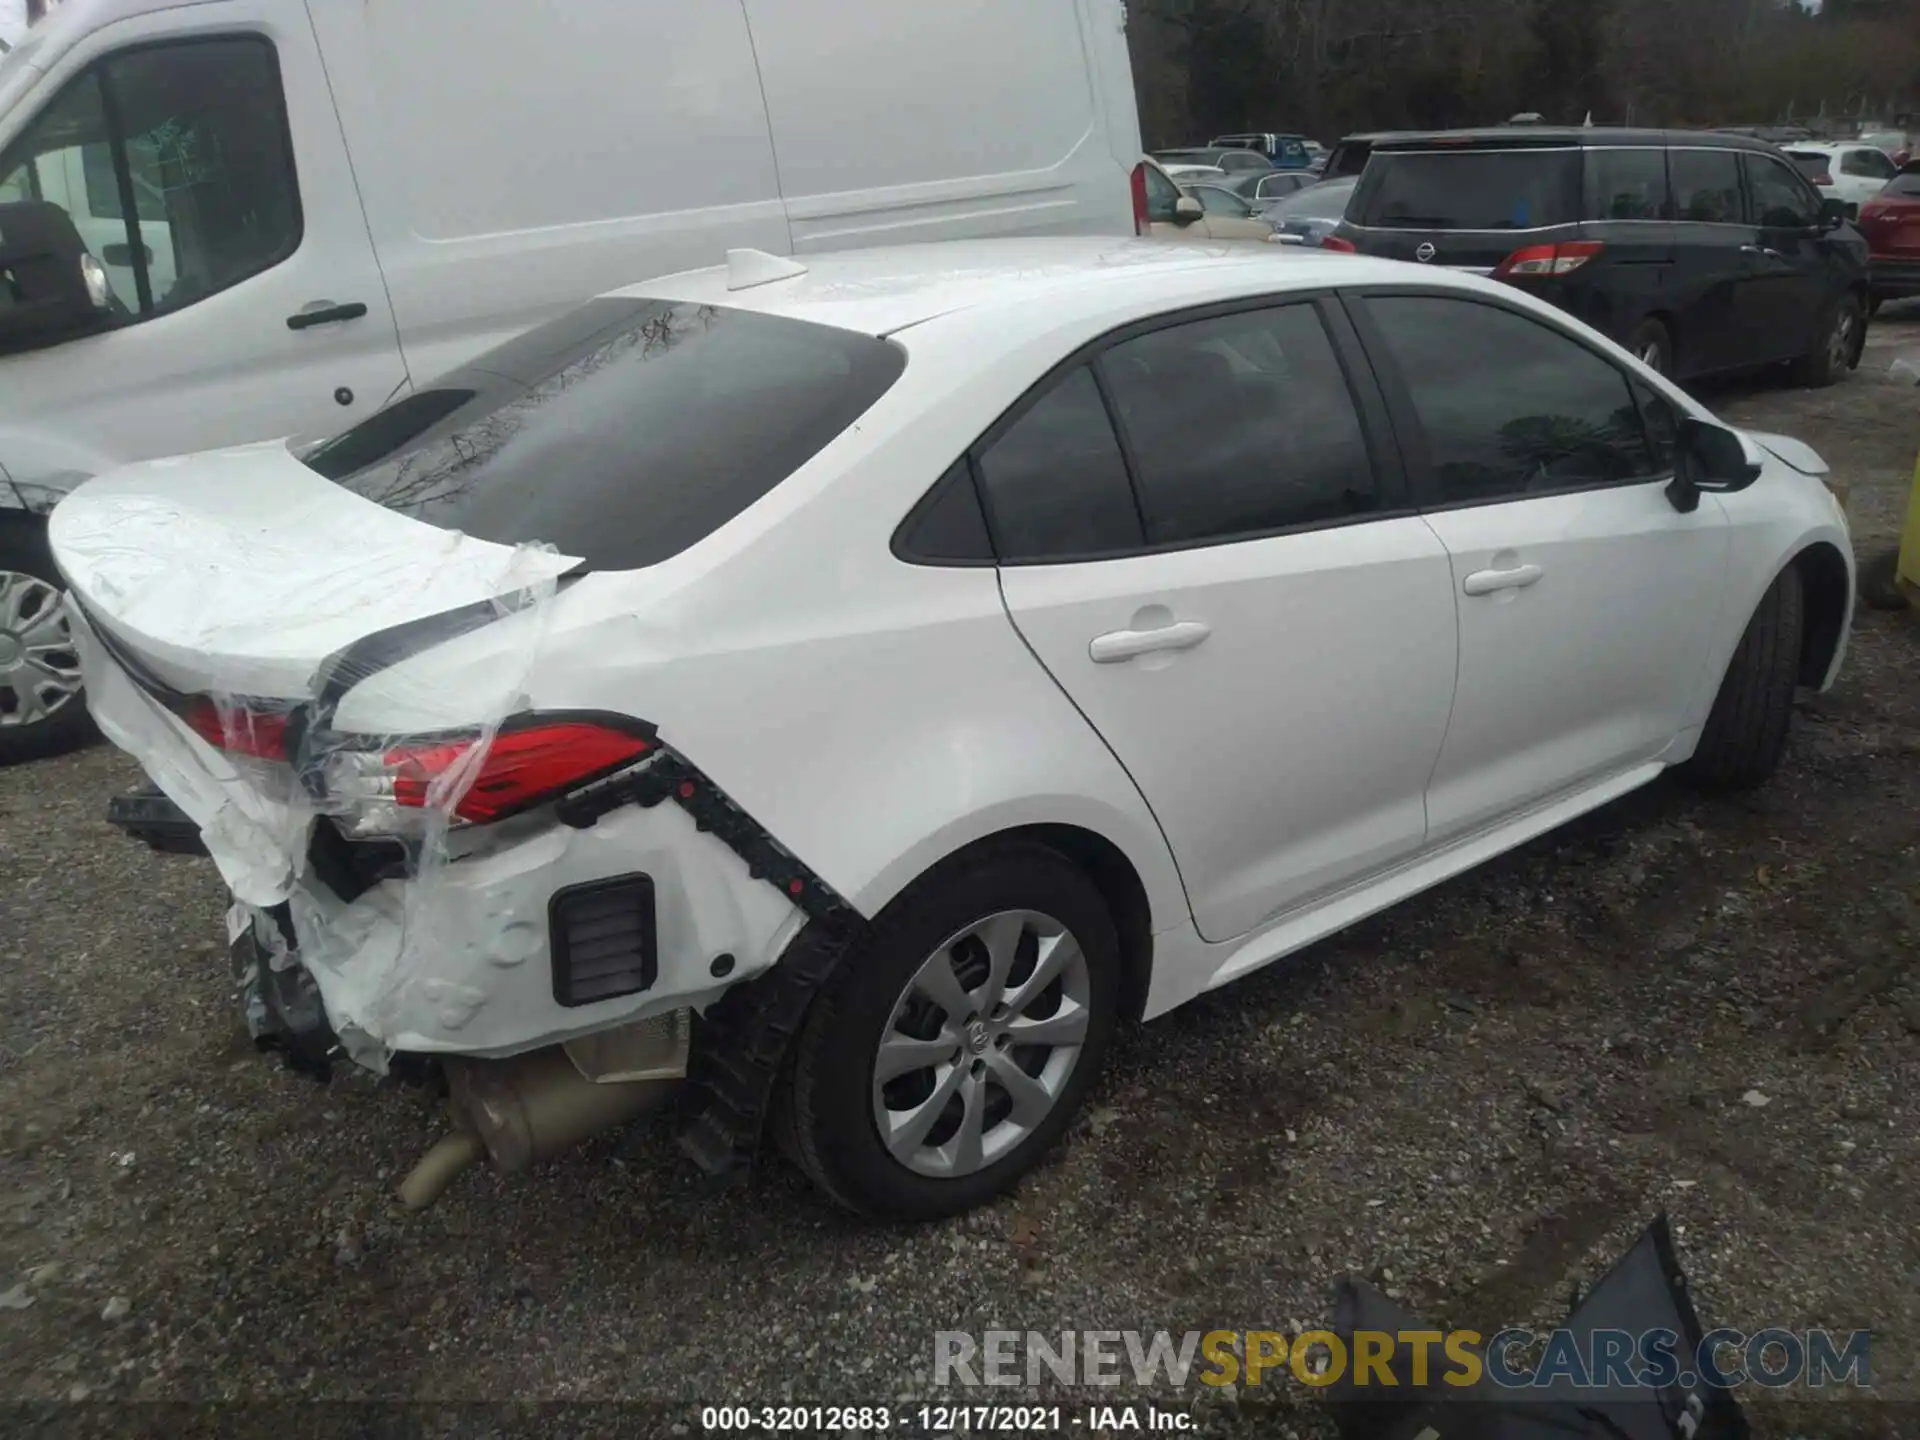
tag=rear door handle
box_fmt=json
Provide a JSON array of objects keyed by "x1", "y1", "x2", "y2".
[
  {"x1": 287, "y1": 301, "x2": 369, "y2": 331},
  {"x1": 1089, "y1": 621, "x2": 1212, "y2": 663},
  {"x1": 1740, "y1": 244, "x2": 1785, "y2": 262},
  {"x1": 1462, "y1": 564, "x2": 1543, "y2": 596}
]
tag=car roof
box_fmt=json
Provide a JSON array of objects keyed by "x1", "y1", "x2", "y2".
[
  {"x1": 1369, "y1": 127, "x2": 1779, "y2": 152},
  {"x1": 621, "y1": 238, "x2": 1420, "y2": 339}
]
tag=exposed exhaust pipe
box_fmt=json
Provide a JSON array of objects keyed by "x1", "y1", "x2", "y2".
[{"x1": 396, "y1": 1042, "x2": 680, "y2": 1210}]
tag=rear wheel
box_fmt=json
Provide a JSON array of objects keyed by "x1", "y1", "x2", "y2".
[
  {"x1": 1680, "y1": 567, "x2": 1804, "y2": 792},
  {"x1": 781, "y1": 841, "x2": 1121, "y2": 1220},
  {"x1": 1626, "y1": 317, "x2": 1672, "y2": 376},
  {"x1": 1792, "y1": 294, "x2": 1863, "y2": 388},
  {"x1": 0, "y1": 518, "x2": 91, "y2": 765}
]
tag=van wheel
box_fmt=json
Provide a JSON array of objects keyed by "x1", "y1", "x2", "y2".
[
  {"x1": 0, "y1": 518, "x2": 92, "y2": 765},
  {"x1": 1680, "y1": 567, "x2": 1804, "y2": 793},
  {"x1": 1626, "y1": 317, "x2": 1672, "y2": 376},
  {"x1": 1792, "y1": 295, "x2": 1863, "y2": 388},
  {"x1": 780, "y1": 840, "x2": 1120, "y2": 1220}
]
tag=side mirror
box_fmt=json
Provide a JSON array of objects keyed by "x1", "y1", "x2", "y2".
[
  {"x1": 1173, "y1": 195, "x2": 1204, "y2": 226},
  {"x1": 100, "y1": 240, "x2": 152, "y2": 269},
  {"x1": 1818, "y1": 196, "x2": 1850, "y2": 230},
  {"x1": 0, "y1": 201, "x2": 113, "y2": 356},
  {"x1": 1667, "y1": 417, "x2": 1762, "y2": 514}
]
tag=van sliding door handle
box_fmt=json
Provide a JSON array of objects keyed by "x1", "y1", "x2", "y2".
[{"x1": 287, "y1": 301, "x2": 369, "y2": 330}]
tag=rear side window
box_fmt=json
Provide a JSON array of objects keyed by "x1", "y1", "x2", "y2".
[
  {"x1": 1670, "y1": 149, "x2": 1744, "y2": 223},
  {"x1": 1194, "y1": 186, "x2": 1252, "y2": 217},
  {"x1": 304, "y1": 298, "x2": 905, "y2": 570},
  {"x1": 1353, "y1": 149, "x2": 1581, "y2": 230},
  {"x1": 1097, "y1": 304, "x2": 1378, "y2": 545},
  {"x1": 975, "y1": 367, "x2": 1142, "y2": 562},
  {"x1": 1843, "y1": 148, "x2": 1897, "y2": 179},
  {"x1": 1585, "y1": 148, "x2": 1670, "y2": 220},
  {"x1": 1363, "y1": 295, "x2": 1658, "y2": 503}
]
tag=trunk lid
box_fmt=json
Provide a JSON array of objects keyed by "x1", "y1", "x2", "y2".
[{"x1": 49, "y1": 440, "x2": 581, "y2": 701}]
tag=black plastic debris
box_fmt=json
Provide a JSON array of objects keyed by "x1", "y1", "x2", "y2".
[{"x1": 1328, "y1": 1215, "x2": 1748, "y2": 1438}]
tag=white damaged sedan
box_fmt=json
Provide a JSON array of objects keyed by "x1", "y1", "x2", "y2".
[{"x1": 52, "y1": 238, "x2": 1852, "y2": 1219}]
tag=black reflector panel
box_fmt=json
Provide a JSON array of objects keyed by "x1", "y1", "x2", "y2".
[{"x1": 549, "y1": 875, "x2": 658, "y2": 1007}]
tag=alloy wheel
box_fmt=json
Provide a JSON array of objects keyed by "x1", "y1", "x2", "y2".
[
  {"x1": 0, "y1": 570, "x2": 81, "y2": 731},
  {"x1": 870, "y1": 909, "x2": 1092, "y2": 1179},
  {"x1": 1830, "y1": 307, "x2": 1856, "y2": 373}
]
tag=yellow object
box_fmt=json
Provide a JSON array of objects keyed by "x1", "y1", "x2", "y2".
[{"x1": 1902, "y1": 446, "x2": 1920, "y2": 592}]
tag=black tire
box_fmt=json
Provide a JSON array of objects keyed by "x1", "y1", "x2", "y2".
[
  {"x1": 1625, "y1": 317, "x2": 1673, "y2": 376},
  {"x1": 1680, "y1": 566, "x2": 1805, "y2": 793},
  {"x1": 1858, "y1": 547, "x2": 1909, "y2": 612},
  {"x1": 781, "y1": 840, "x2": 1122, "y2": 1220},
  {"x1": 1792, "y1": 293, "x2": 1863, "y2": 388},
  {"x1": 0, "y1": 517, "x2": 93, "y2": 765}
]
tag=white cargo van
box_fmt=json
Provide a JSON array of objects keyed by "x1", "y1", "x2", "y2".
[{"x1": 0, "y1": 0, "x2": 1144, "y2": 759}]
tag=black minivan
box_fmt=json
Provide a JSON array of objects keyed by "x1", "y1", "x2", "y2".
[{"x1": 1331, "y1": 128, "x2": 1871, "y2": 385}]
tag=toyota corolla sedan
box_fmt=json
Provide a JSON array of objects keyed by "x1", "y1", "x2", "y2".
[{"x1": 51, "y1": 238, "x2": 1853, "y2": 1221}]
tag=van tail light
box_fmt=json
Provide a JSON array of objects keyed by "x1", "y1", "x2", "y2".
[
  {"x1": 1812, "y1": 171, "x2": 1834, "y2": 187},
  {"x1": 182, "y1": 696, "x2": 291, "y2": 762},
  {"x1": 1493, "y1": 240, "x2": 1606, "y2": 279},
  {"x1": 326, "y1": 719, "x2": 653, "y2": 835},
  {"x1": 1130, "y1": 163, "x2": 1150, "y2": 235},
  {"x1": 1321, "y1": 234, "x2": 1358, "y2": 253}
]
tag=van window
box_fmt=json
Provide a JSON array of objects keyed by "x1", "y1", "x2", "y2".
[
  {"x1": 0, "y1": 37, "x2": 299, "y2": 323},
  {"x1": 1670, "y1": 149, "x2": 1744, "y2": 223},
  {"x1": 1353, "y1": 149, "x2": 1581, "y2": 230},
  {"x1": 1745, "y1": 154, "x2": 1817, "y2": 229},
  {"x1": 1585, "y1": 148, "x2": 1670, "y2": 220},
  {"x1": 305, "y1": 298, "x2": 906, "y2": 572}
]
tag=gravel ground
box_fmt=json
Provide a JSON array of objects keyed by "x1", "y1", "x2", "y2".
[{"x1": 4, "y1": 314, "x2": 1920, "y2": 1439}]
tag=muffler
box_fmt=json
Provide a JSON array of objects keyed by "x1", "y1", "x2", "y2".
[{"x1": 396, "y1": 1014, "x2": 688, "y2": 1210}]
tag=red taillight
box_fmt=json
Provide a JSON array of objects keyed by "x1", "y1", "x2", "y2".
[
  {"x1": 1493, "y1": 240, "x2": 1605, "y2": 279},
  {"x1": 385, "y1": 721, "x2": 652, "y2": 824},
  {"x1": 1813, "y1": 172, "x2": 1834, "y2": 187},
  {"x1": 1321, "y1": 234, "x2": 1358, "y2": 253},
  {"x1": 183, "y1": 696, "x2": 290, "y2": 762},
  {"x1": 1130, "y1": 163, "x2": 1150, "y2": 236}
]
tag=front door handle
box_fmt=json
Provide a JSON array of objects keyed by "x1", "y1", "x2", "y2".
[
  {"x1": 287, "y1": 301, "x2": 369, "y2": 331},
  {"x1": 1462, "y1": 563, "x2": 1543, "y2": 596},
  {"x1": 1089, "y1": 620, "x2": 1212, "y2": 664},
  {"x1": 1740, "y1": 244, "x2": 1785, "y2": 262}
]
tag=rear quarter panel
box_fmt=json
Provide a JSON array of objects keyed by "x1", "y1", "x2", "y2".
[{"x1": 340, "y1": 317, "x2": 1195, "y2": 939}]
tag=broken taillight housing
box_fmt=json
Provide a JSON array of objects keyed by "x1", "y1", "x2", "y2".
[
  {"x1": 325, "y1": 720, "x2": 653, "y2": 836},
  {"x1": 181, "y1": 696, "x2": 292, "y2": 762}
]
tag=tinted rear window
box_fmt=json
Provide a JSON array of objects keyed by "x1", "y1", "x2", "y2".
[
  {"x1": 1354, "y1": 149, "x2": 1581, "y2": 230},
  {"x1": 1786, "y1": 150, "x2": 1830, "y2": 179},
  {"x1": 1888, "y1": 172, "x2": 1920, "y2": 197},
  {"x1": 303, "y1": 298, "x2": 904, "y2": 570}
]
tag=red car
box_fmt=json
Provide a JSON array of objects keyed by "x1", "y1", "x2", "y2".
[{"x1": 1859, "y1": 163, "x2": 1920, "y2": 311}]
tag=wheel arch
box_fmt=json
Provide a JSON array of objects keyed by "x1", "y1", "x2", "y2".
[{"x1": 1792, "y1": 538, "x2": 1852, "y2": 689}]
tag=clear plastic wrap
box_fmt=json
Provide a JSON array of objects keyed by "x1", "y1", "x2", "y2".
[
  {"x1": 1892, "y1": 349, "x2": 1920, "y2": 386},
  {"x1": 52, "y1": 448, "x2": 584, "y2": 1071}
]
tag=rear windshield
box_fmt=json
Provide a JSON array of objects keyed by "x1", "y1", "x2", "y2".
[
  {"x1": 1886, "y1": 172, "x2": 1920, "y2": 197},
  {"x1": 302, "y1": 298, "x2": 905, "y2": 570},
  {"x1": 1786, "y1": 151, "x2": 1830, "y2": 178},
  {"x1": 1353, "y1": 148, "x2": 1582, "y2": 230},
  {"x1": 1272, "y1": 179, "x2": 1355, "y2": 220}
]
